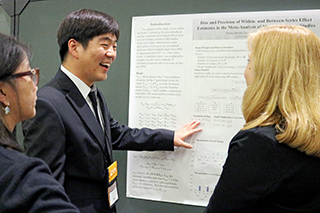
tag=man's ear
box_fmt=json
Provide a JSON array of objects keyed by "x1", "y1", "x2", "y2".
[{"x1": 67, "y1": 38, "x2": 80, "y2": 59}]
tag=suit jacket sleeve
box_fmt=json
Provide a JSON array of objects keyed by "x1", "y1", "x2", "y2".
[
  {"x1": 99, "y1": 95, "x2": 174, "y2": 151},
  {"x1": 111, "y1": 123, "x2": 175, "y2": 151},
  {"x1": 23, "y1": 97, "x2": 66, "y2": 185}
]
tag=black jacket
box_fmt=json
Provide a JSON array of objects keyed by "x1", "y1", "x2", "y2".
[
  {"x1": 0, "y1": 146, "x2": 79, "y2": 212},
  {"x1": 205, "y1": 126, "x2": 320, "y2": 213}
]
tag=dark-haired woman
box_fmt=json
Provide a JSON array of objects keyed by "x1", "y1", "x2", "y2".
[{"x1": 0, "y1": 33, "x2": 79, "y2": 212}]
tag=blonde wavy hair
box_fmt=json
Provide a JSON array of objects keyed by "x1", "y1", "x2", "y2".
[{"x1": 242, "y1": 25, "x2": 320, "y2": 157}]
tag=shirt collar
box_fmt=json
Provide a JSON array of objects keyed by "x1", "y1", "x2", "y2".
[{"x1": 60, "y1": 65, "x2": 92, "y2": 99}]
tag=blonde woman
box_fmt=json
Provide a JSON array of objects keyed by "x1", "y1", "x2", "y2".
[{"x1": 205, "y1": 25, "x2": 320, "y2": 212}]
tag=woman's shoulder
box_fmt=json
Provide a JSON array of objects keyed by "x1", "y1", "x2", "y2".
[
  {"x1": 232, "y1": 126, "x2": 277, "y2": 145},
  {"x1": 0, "y1": 144, "x2": 80, "y2": 212},
  {"x1": 0, "y1": 145, "x2": 49, "y2": 173},
  {"x1": 229, "y1": 126, "x2": 307, "y2": 158}
]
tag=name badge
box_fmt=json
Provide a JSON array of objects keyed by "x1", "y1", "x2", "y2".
[
  {"x1": 108, "y1": 161, "x2": 118, "y2": 182},
  {"x1": 107, "y1": 161, "x2": 119, "y2": 207}
]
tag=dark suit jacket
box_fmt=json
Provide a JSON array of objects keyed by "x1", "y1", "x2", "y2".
[{"x1": 22, "y1": 69, "x2": 174, "y2": 213}]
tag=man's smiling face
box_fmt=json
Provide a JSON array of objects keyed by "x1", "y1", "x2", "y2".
[{"x1": 76, "y1": 32, "x2": 117, "y2": 86}]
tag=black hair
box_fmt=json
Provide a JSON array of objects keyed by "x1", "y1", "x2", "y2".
[
  {"x1": 57, "y1": 8, "x2": 120, "y2": 62},
  {"x1": 0, "y1": 34, "x2": 31, "y2": 80},
  {"x1": 0, "y1": 33, "x2": 31, "y2": 151}
]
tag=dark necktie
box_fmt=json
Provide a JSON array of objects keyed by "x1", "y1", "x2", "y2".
[{"x1": 88, "y1": 90, "x2": 100, "y2": 124}]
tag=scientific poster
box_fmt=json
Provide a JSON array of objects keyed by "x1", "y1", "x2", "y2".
[{"x1": 126, "y1": 10, "x2": 320, "y2": 206}]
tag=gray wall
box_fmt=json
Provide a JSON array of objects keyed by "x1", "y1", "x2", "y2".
[
  {"x1": 17, "y1": 0, "x2": 320, "y2": 212},
  {"x1": 0, "y1": 6, "x2": 10, "y2": 35}
]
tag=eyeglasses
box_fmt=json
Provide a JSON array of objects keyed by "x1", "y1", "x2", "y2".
[{"x1": 10, "y1": 68, "x2": 40, "y2": 86}]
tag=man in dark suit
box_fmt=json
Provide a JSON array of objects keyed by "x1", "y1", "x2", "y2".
[{"x1": 22, "y1": 9, "x2": 201, "y2": 213}]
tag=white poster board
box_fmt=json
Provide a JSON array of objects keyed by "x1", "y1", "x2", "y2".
[{"x1": 126, "y1": 10, "x2": 320, "y2": 206}]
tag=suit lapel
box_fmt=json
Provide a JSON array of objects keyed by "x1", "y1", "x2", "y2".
[
  {"x1": 56, "y1": 70, "x2": 107, "y2": 154},
  {"x1": 97, "y1": 90, "x2": 113, "y2": 162}
]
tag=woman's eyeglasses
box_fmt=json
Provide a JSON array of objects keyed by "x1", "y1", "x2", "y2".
[{"x1": 10, "y1": 68, "x2": 40, "y2": 86}]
